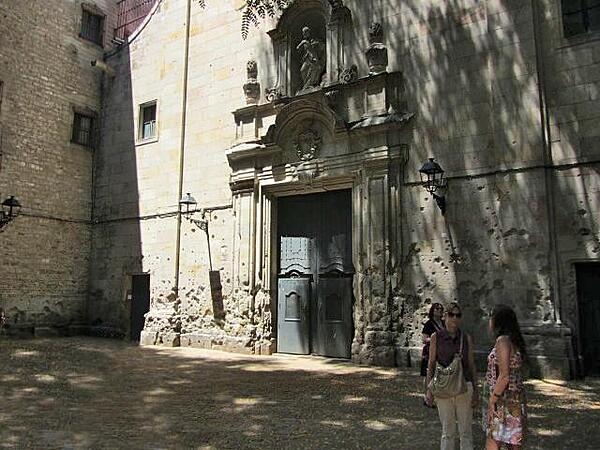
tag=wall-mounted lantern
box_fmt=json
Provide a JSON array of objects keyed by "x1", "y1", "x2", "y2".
[
  {"x1": 180, "y1": 192, "x2": 198, "y2": 214},
  {"x1": 179, "y1": 192, "x2": 210, "y2": 266},
  {"x1": 419, "y1": 158, "x2": 446, "y2": 215},
  {"x1": 178, "y1": 192, "x2": 224, "y2": 320},
  {"x1": 0, "y1": 195, "x2": 22, "y2": 231}
]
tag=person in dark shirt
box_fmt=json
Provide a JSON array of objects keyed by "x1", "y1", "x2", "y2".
[{"x1": 421, "y1": 303, "x2": 445, "y2": 406}]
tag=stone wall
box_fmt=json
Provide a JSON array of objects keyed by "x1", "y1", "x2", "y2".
[
  {"x1": 90, "y1": 0, "x2": 600, "y2": 378},
  {"x1": 0, "y1": 0, "x2": 117, "y2": 334}
]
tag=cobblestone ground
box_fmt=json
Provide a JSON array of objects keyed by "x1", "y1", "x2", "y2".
[{"x1": 1, "y1": 337, "x2": 598, "y2": 449}]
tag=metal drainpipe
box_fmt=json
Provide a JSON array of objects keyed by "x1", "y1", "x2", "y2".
[
  {"x1": 531, "y1": 0, "x2": 562, "y2": 324},
  {"x1": 174, "y1": 0, "x2": 192, "y2": 297}
]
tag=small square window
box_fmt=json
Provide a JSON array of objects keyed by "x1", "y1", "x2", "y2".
[
  {"x1": 139, "y1": 102, "x2": 157, "y2": 140},
  {"x1": 562, "y1": 0, "x2": 600, "y2": 37},
  {"x1": 80, "y1": 8, "x2": 104, "y2": 46},
  {"x1": 72, "y1": 112, "x2": 95, "y2": 147}
]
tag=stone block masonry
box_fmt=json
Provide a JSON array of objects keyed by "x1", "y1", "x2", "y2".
[{"x1": 0, "y1": 0, "x2": 117, "y2": 334}]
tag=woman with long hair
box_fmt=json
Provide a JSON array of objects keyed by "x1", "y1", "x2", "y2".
[
  {"x1": 484, "y1": 304, "x2": 527, "y2": 450},
  {"x1": 426, "y1": 302, "x2": 478, "y2": 450},
  {"x1": 421, "y1": 303, "x2": 445, "y2": 405}
]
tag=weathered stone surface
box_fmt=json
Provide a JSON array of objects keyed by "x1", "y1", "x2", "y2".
[
  {"x1": 0, "y1": 0, "x2": 116, "y2": 329},
  {"x1": 2, "y1": 0, "x2": 599, "y2": 379}
]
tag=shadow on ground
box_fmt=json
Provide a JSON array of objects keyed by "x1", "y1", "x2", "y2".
[{"x1": 1, "y1": 337, "x2": 598, "y2": 449}]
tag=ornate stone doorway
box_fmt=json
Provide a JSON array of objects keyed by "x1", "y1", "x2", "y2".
[{"x1": 276, "y1": 190, "x2": 353, "y2": 358}]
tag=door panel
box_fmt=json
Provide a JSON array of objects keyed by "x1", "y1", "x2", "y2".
[
  {"x1": 277, "y1": 277, "x2": 310, "y2": 354},
  {"x1": 313, "y1": 276, "x2": 353, "y2": 358},
  {"x1": 576, "y1": 263, "x2": 600, "y2": 376}
]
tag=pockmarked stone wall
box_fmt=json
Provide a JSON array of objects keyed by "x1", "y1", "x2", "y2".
[
  {"x1": 537, "y1": 0, "x2": 600, "y2": 377},
  {"x1": 0, "y1": 0, "x2": 117, "y2": 335},
  {"x1": 91, "y1": 0, "x2": 600, "y2": 378}
]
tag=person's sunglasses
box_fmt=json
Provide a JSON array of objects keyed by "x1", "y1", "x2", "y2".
[{"x1": 447, "y1": 312, "x2": 462, "y2": 318}]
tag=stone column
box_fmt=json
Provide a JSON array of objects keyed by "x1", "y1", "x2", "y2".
[
  {"x1": 352, "y1": 159, "x2": 395, "y2": 366},
  {"x1": 231, "y1": 180, "x2": 256, "y2": 296},
  {"x1": 267, "y1": 29, "x2": 289, "y2": 99},
  {"x1": 325, "y1": 4, "x2": 351, "y2": 85}
]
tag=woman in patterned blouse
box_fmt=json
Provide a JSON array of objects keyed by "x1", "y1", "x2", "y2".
[{"x1": 484, "y1": 305, "x2": 527, "y2": 450}]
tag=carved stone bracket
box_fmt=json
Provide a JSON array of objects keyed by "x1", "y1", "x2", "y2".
[
  {"x1": 266, "y1": 86, "x2": 283, "y2": 103},
  {"x1": 338, "y1": 65, "x2": 358, "y2": 84}
]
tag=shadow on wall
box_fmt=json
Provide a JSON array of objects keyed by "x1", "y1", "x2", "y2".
[
  {"x1": 250, "y1": 0, "x2": 589, "y2": 376},
  {"x1": 87, "y1": 42, "x2": 144, "y2": 341},
  {"x1": 375, "y1": 0, "x2": 586, "y2": 375}
]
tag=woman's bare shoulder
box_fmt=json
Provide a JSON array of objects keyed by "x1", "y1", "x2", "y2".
[{"x1": 495, "y1": 335, "x2": 511, "y2": 348}]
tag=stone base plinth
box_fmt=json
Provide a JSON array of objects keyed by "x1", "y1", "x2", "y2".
[
  {"x1": 140, "y1": 330, "x2": 180, "y2": 347},
  {"x1": 352, "y1": 331, "x2": 396, "y2": 366},
  {"x1": 180, "y1": 332, "x2": 254, "y2": 355}
]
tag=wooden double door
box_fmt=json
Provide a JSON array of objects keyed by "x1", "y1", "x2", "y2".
[{"x1": 277, "y1": 190, "x2": 354, "y2": 358}]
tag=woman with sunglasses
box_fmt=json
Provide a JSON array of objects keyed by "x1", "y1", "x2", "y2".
[
  {"x1": 421, "y1": 303, "x2": 446, "y2": 405},
  {"x1": 425, "y1": 302, "x2": 478, "y2": 450},
  {"x1": 484, "y1": 304, "x2": 527, "y2": 450}
]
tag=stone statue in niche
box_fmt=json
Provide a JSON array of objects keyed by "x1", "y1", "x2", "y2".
[
  {"x1": 243, "y1": 59, "x2": 260, "y2": 104},
  {"x1": 296, "y1": 26, "x2": 325, "y2": 92}
]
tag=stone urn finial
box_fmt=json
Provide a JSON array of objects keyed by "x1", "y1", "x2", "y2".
[
  {"x1": 366, "y1": 22, "x2": 388, "y2": 75},
  {"x1": 368, "y1": 22, "x2": 383, "y2": 44},
  {"x1": 246, "y1": 59, "x2": 258, "y2": 80},
  {"x1": 243, "y1": 59, "x2": 260, "y2": 104}
]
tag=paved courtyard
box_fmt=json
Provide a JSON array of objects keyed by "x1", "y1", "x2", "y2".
[{"x1": 1, "y1": 337, "x2": 598, "y2": 449}]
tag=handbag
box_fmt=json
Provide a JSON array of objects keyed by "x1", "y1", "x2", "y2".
[{"x1": 428, "y1": 333, "x2": 467, "y2": 399}]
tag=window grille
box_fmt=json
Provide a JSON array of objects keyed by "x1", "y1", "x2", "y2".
[
  {"x1": 81, "y1": 8, "x2": 104, "y2": 45},
  {"x1": 72, "y1": 113, "x2": 95, "y2": 147}
]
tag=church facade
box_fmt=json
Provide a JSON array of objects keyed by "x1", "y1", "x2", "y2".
[{"x1": 2, "y1": 0, "x2": 600, "y2": 379}]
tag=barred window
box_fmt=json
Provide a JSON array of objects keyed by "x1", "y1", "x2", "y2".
[
  {"x1": 80, "y1": 8, "x2": 104, "y2": 45},
  {"x1": 139, "y1": 102, "x2": 157, "y2": 140},
  {"x1": 72, "y1": 113, "x2": 95, "y2": 148},
  {"x1": 562, "y1": 0, "x2": 600, "y2": 37}
]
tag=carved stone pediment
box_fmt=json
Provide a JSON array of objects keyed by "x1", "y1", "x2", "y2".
[
  {"x1": 265, "y1": 95, "x2": 344, "y2": 146},
  {"x1": 228, "y1": 72, "x2": 414, "y2": 177}
]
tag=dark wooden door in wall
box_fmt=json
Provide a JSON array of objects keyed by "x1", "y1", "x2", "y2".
[
  {"x1": 131, "y1": 274, "x2": 150, "y2": 342},
  {"x1": 277, "y1": 190, "x2": 353, "y2": 358},
  {"x1": 576, "y1": 263, "x2": 600, "y2": 376}
]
